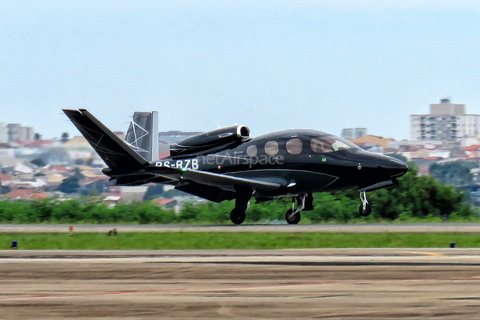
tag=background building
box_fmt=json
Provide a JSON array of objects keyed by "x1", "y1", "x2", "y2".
[
  {"x1": 6, "y1": 123, "x2": 35, "y2": 142},
  {"x1": 341, "y1": 128, "x2": 367, "y2": 140},
  {"x1": 0, "y1": 123, "x2": 8, "y2": 144},
  {"x1": 410, "y1": 98, "x2": 480, "y2": 142}
]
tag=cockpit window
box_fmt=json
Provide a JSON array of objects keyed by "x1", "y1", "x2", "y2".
[
  {"x1": 265, "y1": 141, "x2": 279, "y2": 156},
  {"x1": 286, "y1": 138, "x2": 302, "y2": 155},
  {"x1": 310, "y1": 136, "x2": 358, "y2": 153}
]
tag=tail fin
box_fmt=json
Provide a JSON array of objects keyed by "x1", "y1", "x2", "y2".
[
  {"x1": 63, "y1": 109, "x2": 148, "y2": 171},
  {"x1": 124, "y1": 111, "x2": 159, "y2": 162}
]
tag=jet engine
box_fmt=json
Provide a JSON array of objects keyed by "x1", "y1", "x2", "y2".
[{"x1": 170, "y1": 125, "x2": 251, "y2": 157}]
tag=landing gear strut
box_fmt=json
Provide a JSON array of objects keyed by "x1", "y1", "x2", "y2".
[
  {"x1": 285, "y1": 193, "x2": 307, "y2": 224},
  {"x1": 359, "y1": 191, "x2": 372, "y2": 216}
]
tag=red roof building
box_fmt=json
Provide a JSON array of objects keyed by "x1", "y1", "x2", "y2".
[
  {"x1": 152, "y1": 198, "x2": 177, "y2": 208},
  {"x1": 4, "y1": 189, "x2": 34, "y2": 199},
  {"x1": 47, "y1": 165, "x2": 70, "y2": 173},
  {"x1": 461, "y1": 145, "x2": 480, "y2": 159},
  {"x1": 30, "y1": 192, "x2": 49, "y2": 200},
  {"x1": 0, "y1": 174, "x2": 12, "y2": 182}
]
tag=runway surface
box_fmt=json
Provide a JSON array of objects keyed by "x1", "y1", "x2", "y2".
[
  {"x1": 1, "y1": 249, "x2": 480, "y2": 319},
  {"x1": 3, "y1": 223, "x2": 480, "y2": 233}
]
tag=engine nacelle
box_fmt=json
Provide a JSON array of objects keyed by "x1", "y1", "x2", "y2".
[{"x1": 170, "y1": 125, "x2": 250, "y2": 157}]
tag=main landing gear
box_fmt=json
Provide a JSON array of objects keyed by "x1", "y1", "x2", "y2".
[
  {"x1": 230, "y1": 187, "x2": 251, "y2": 225},
  {"x1": 359, "y1": 191, "x2": 372, "y2": 216},
  {"x1": 285, "y1": 193, "x2": 313, "y2": 224},
  {"x1": 230, "y1": 207, "x2": 246, "y2": 224}
]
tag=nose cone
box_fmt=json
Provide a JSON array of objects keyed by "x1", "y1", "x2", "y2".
[
  {"x1": 386, "y1": 157, "x2": 408, "y2": 178},
  {"x1": 355, "y1": 150, "x2": 408, "y2": 178}
]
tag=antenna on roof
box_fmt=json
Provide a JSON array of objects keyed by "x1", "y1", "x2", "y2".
[{"x1": 210, "y1": 116, "x2": 221, "y2": 129}]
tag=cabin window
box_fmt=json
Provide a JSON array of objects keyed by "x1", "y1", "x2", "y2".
[
  {"x1": 246, "y1": 145, "x2": 257, "y2": 157},
  {"x1": 286, "y1": 138, "x2": 302, "y2": 155},
  {"x1": 264, "y1": 141, "x2": 279, "y2": 156}
]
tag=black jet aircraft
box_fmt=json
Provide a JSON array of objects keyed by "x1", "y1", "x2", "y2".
[{"x1": 63, "y1": 109, "x2": 408, "y2": 224}]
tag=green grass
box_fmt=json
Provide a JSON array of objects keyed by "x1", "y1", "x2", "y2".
[{"x1": 1, "y1": 232, "x2": 479, "y2": 250}]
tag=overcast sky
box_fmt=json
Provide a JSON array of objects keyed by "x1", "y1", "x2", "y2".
[{"x1": 1, "y1": 0, "x2": 480, "y2": 140}]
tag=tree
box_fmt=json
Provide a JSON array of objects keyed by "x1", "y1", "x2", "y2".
[
  {"x1": 61, "y1": 132, "x2": 69, "y2": 144},
  {"x1": 143, "y1": 184, "x2": 164, "y2": 200},
  {"x1": 429, "y1": 161, "x2": 478, "y2": 187},
  {"x1": 30, "y1": 158, "x2": 46, "y2": 168},
  {"x1": 58, "y1": 168, "x2": 84, "y2": 194},
  {"x1": 0, "y1": 184, "x2": 11, "y2": 195},
  {"x1": 34, "y1": 133, "x2": 42, "y2": 141},
  {"x1": 365, "y1": 164, "x2": 472, "y2": 220}
]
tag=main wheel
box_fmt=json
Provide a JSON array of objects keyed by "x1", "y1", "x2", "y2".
[
  {"x1": 230, "y1": 208, "x2": 246, "y2": 225},
  {"x1": 285, "y1": 209, "x2": 301, "y2": 224},
  {"x1": 359, "y1": 203, "x2": 372, "y2": 216}
]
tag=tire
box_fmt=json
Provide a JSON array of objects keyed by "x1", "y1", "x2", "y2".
[
  {"x1": 285, "y1": 209, "x2": 301, "y2": 224},
  {"x1": 230, "y1": 208, "x2": 246, "y2": 225},
  {"x1": 359, "y1": 203, "x2": 372, "y2": 217}
]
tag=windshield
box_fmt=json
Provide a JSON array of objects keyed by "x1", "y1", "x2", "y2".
[{"x1": 310, "y1": 135, "x2": 358, "y2": 153}]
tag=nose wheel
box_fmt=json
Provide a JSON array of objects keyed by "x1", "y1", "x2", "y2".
[
  {"x1": 286, "y1": 209, "x2": 301, "y2": 224},
  {"x1": 359, "y1": 191, "x2": 372, "y2": 216},
  {"x1": 285, "y1": 194, "x2": 306, "y2": 224}
]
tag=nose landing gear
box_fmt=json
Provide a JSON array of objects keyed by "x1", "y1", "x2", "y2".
[
  {"x1": 359, "y1": 191, "x2": 372, "y2": 216},
  {"x1": 286, "y1": 194, "x2": 307, "y2": 224}
]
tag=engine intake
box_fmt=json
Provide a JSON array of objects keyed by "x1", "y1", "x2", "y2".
[{"x1": 170, "y1": 125, "x2": 250, "y2": 157}]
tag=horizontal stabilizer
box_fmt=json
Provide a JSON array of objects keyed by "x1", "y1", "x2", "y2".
[{"x1": 63, "y1": 109, "x2": 148, "y2": 170}]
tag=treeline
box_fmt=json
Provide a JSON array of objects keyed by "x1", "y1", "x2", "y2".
[{"x1": 0, "y1": 165, "x2": 476, "y2": 224}]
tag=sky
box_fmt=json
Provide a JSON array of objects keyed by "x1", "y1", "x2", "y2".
[{"x1": 1, "y1": 0, "x2": 480, "y2": 140}]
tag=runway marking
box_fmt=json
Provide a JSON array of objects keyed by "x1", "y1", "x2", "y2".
[
  {"x1": 396, "y1": 251, "x2": 443, "y2": 257},
  {"x1": 1, "y1": 275, "x2": 479, "y2": 301}
]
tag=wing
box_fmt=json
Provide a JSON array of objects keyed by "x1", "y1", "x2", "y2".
[
  {"x1": 147, "y1": 166, "x2": 284, "y2": 192},
  {"x1": 179, "y1": 168, "x2": 283, "y2": 192},
  {"x1": 141, "y1": 167, "x2": 285, "y2": 202}
]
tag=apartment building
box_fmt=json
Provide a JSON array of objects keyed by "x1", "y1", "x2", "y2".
[
  {"x1": 341, "y1": 128, "x2": 367, "y2": 140},
  {"x1": 410, "y1": 98, "x2": 480, "y2": 141}
]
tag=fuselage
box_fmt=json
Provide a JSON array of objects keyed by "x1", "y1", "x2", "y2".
[{"x1": 150, "y1": 129, "x2": 408, "y2": 198}]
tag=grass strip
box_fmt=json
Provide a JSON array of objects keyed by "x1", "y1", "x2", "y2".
[{"x1": 0, "y1": 232, "x2": 478, "y2": 250}]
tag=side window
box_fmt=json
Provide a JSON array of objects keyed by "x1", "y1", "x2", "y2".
[
  {"x1": 286, "y1": 138, "x2": 302, "y2": 155},
  {"x1": 246, "y1": 145, "x2": 257, "y2": 157},
  {"x1": 264, "y1": 141, "x2": 279, "y2": 156}
]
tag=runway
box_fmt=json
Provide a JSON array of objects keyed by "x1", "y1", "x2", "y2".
[
  {"x1": 3, "y1": 222, "x2": 480, "y2": 233},
  {"x1": 1, "y1": 249, "x2": 480, "y2": 319}
]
